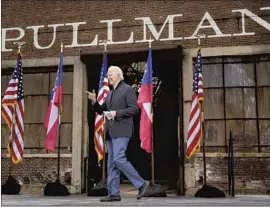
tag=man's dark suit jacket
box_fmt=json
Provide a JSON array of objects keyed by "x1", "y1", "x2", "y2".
[{"x1": 93, "y1": 81, "x2": 139, "y2": 139}]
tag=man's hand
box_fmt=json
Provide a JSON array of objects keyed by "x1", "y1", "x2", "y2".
[
  {"x1": 85, "y1": 89, "x2": 96, "y2": 103},
  {"x1": 104, "y1": 111, "x2": 116, "y2": 120},
  {"x1": 109, "y1": 111, "x2": 116, "y2": 118}
]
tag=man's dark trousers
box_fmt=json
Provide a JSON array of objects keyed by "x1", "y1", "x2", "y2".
[{"x1": 106, "y1": 137, "x2": 144, "y2": 197}]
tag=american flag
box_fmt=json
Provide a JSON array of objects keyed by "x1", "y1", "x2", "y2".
[
  {"x1": 1, "y1": 52, "x2": 24, "y2": 164},
  {"x1": 186, "y1": 48, "x2": 204, "y2": 159},
  {"x1": 94, "y1": 52, "x2": 110, "y2": 162}
]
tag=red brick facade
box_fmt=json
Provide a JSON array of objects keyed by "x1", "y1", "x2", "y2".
[
  {"x1": 1, "y1": 157, "x2": 72, "y2": 188},
  {"x1": 1, "y1": 0, "x2": 270, "y2": 195},
  {"x1": 2, "y1": 0, "x2": 270, "y2": 60},
  {"x1": 195, "y1": 155, "x2": 270, "y2": 194}
]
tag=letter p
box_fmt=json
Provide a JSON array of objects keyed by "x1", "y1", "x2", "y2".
[{"x1": 2, "y1": 27, "x2": 25, "y2": 52}]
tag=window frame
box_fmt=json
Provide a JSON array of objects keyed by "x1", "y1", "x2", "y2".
[{"x1": 197, "y1": 54, "x2": 270, "y2": 153}]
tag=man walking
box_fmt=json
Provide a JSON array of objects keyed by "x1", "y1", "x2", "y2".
[{"x1": 87, "y1": 66, "x2": 149, "y2": 202}]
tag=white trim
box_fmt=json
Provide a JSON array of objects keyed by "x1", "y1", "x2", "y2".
[
  {"x1": 183, "y1": 44, "x2": 270, "y2": 57},
  {"x1": 1, "y1": 56, "x2": 78, "y2": 68},
  {"x1": 196, "y1": 152, "x2": 270, "y2": 158}
]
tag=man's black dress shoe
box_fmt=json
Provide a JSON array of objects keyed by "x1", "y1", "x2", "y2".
[
  {"x1": 100, "y1": 196, "x2": 121, "y2": 202},
  {"x1": 137, "y1": 181, "x2": 150, "y2": 199}
]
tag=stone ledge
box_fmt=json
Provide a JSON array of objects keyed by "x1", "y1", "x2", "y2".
[
  {"x1": 196, "y1": 152, "x2": 270, "y2": 158},
  {"x1": 1, "y1": 56, "x2": 78, "y2": 68},
  {"x1": 20, "y1": 184, "x2": 80, "y2": 195},
  {"x1": 185, "y1": 187, "x2": 269, "y2": 196},
  {"x1": 14, "y1": 184, "x2": 270, "y2": 196},
  {"x1": 2, "y1": 154, "x2": 72, "y2": 158}
]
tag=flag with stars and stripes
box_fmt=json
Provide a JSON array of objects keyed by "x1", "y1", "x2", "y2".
[
  {"x1": 44, "y1": 51, "x2": 63, "y2": 152},
  {"x1": 94, "y1": 52, "x2": 110, "y2": 162},
  {"x1": 138, "y1": 48, "x2": 153, "y2": 153},
  {"x1": 1, "y1": 52, "x2": 24, "y2": 164},
  {"x1": 186, "y1": 48, "x2": 204, "y2": 159}
]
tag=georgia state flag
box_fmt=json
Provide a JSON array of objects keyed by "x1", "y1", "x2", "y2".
[
  {"x1": 44, "y1": 53, "x2": 63, "y2": 152},
  {"x1": 138, "y1": 48, "x2": 153, "y2": 153}
]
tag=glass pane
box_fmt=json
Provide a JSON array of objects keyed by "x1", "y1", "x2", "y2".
[
  {"x1": 226, "y1": 120, "x2": 243, "y2": 145},
  {"x1": 225, "y1": 88, "x2": 256, "y2": 118},
  {"x1": 258, "y1": 87, "x2": 270, "y2": 118},
  {"x1": 63, "y1": 72, "x2": 74, "y2": 94},
  {"x1": 204, "y1": 120, "x2": 225, "y2": 146},
  {"x1": 224, "y1": 63, "x2": 254, "y2": 87},
  {"x1": 60, "y1": 123, "x2": 72, "y2": 147},
  {"x1": 1, "y1": 76, "x2": 8, "y2": 96},
  {"x1": 204, "y1": 89, "x2": 224, "y2": 119},
  {"x1": 50, "y1": 72, "x2": 57, "y2": 92},
  {"x1": 24, "y1": 124, "x2": 46, "y2": 148},
  {"x1": 1, "y1": 75, "x2": 11, "y2": 97},
  {"x1": 243, "y1": 120, "x2": 258, "y2": 146},
  {"x1": 256, "y1": 62, "x2": 270, "y2": 86},
  {"x1": 225, "y1": 88, "x2": 243, "y2": 118},
  {"x1": 24, "y1": 96, "x2": 49, "y2": 124},
  {"x1": 203, "y1": 64, "x2": 223, "y2": 87},
  {"x1": 261, "y1": 146, "x2": 270, "y2": 152},
  {"x1": 259, "y1": 120, "x2": 270, "y2": 145},
  {"x1": 226, "y1": 120, "x2": 258, "y2": 152},
  {"x1": 61, "y1": 95, "x2": 73, "y2": 122},
  {"x1": 24, "y1": 73, "x2": 49, "y2": 95},
  {"x1": 243, "y1": 88, "x2": 256, "y2": 118}
]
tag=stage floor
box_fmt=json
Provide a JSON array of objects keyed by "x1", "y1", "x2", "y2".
[{"x1": 2, "y1": 194, "x2": 270, "y2": 207}]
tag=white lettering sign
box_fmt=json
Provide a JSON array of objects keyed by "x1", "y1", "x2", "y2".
[
  {"x1": 232, "y1": 7, "x2": 270, "y2": 36},
  {"x1": 186, "y1": 12, "x2": 231, "y2": 39},
  {"x1": 65, "y1": 22, "x2": 98, "y2": 48},
  {"x1": 100, "y1": 19, "x2": 134, "y2": 45},
  {"x1": 2, "y1": 27, "x2": 25, "y2": 52},
  {"x1": 135, "y1": 14, "x2": 183, "y2": 42},
  {"x1": 26, "y1": 24, "x2": 65, "y2": 49},
  {"x1": 1, "y1": 7, "x2": 269, "y2": 52}
]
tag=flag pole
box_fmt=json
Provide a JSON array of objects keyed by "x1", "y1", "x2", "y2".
[
  {"x1": 197, "y1": 35, "x2": 207, "y2": 185},
  {"x1": 43, "y1": 43, "x2": 69, "y2": 196},
  {"x1": 102, "y1": 40, "x2": 108, "y2": 180},
  {"x1": 149, "y1": 37, "x2": 155, "y2": 185},
  {"x1": 57, "y1": 42, "x2": 63, "y2": 180},
  {"x1": 88, "y1": 39, "x2": 109, "y2": 196},
  {"x1": 6, "y1": 88, "x2": 19, "y2": 194}
]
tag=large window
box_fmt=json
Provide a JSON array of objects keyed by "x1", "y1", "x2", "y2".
[
  {"x1": 1, "y1": 66, "x2": 74, "y2": 154},
  {"x1": 202, "y1": 54, "x2": 270, "y2": 153}
]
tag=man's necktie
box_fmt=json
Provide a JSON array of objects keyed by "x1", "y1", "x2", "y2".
[{"x1": 110, "y1": 89, "x2": 114, "y2": 103}]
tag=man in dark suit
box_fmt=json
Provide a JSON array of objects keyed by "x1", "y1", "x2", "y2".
[{"x1": 87, "y1": 66, "x2": 149, "y2": 202}]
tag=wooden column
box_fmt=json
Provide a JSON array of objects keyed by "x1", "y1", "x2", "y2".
[
  {"x1": 71, "y1": 57, "x2": 85, "y2": 193},
  {"x1": 82, "y1": 60, "x2": 89, "y2": 193}
]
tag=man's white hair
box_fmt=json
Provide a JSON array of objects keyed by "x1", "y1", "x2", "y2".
[{"x1": 108, "y1": 66, "x2": 124, "y2": 80}]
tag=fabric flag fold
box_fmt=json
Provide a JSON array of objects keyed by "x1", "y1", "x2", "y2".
[
  {"x1": 44, "y1": 52, "x2": 63, "y2": 152},
  {"x1": 1, "y1": 52, "x2": 25, "y2": 164},
  {"x1": 138, "y1": 48, "x2": 153, "y2": 153},
  {"x1": 186, "y1": 48, "x2": 204, "y2": 159},
  {"x1": 94, "y1": 52, "x2": 110, "y2": 162}
]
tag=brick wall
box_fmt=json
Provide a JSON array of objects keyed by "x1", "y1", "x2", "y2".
[
  {"x1": 2, "y1": 0, "x2": 270, "y2": 60},
  {"x1": 195, "y1": 154, "x2": 270, "y2": 194},
  {"x1": 1, "y1": 157, "x2": 72, "y2": 189},
  {"x1": 2, "y1": 0, "x2": 270, "y2": 194}
]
